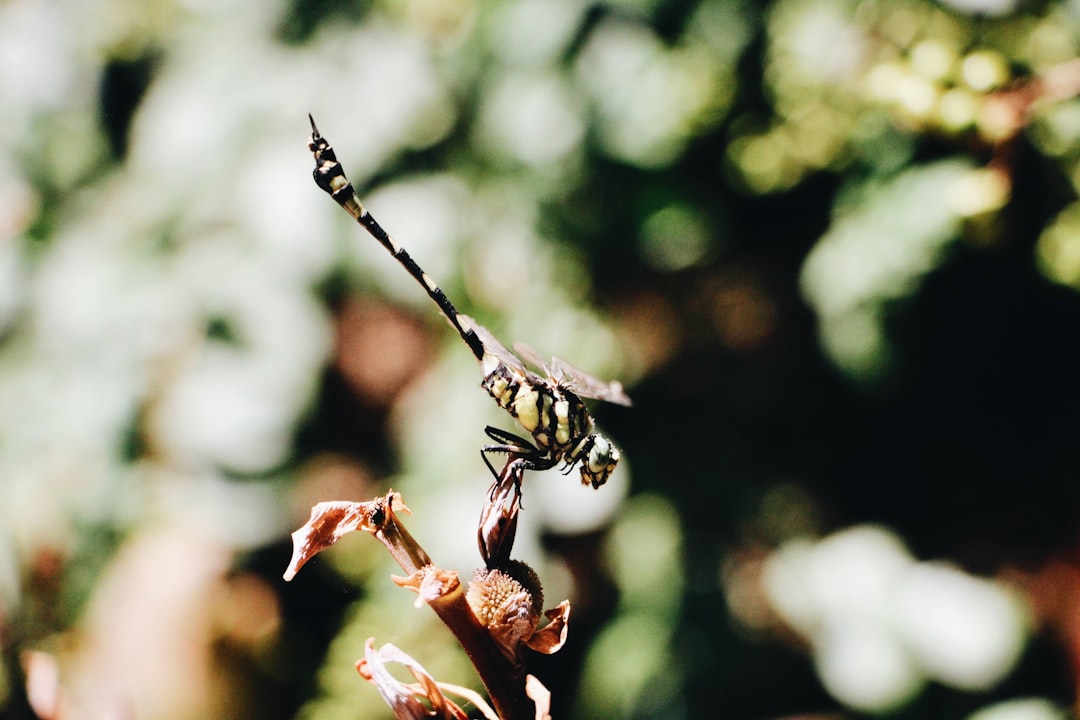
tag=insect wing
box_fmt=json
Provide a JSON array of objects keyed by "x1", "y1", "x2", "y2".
[
  {"x1": 459, "y1": 314, "x2": 535, "y2": 376},
  {"x1": 551, "y1": 355, "x2": 633, "y2": 406},
  {"x1": 512, "y1": 341, "x2": 554, "y2": 377}
]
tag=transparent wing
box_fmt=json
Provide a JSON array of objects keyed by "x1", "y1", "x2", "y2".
[
  {"x1": 459, "y1": 314, "x2": 529, "y2": 374},
  {"x1": 467, "y1": 314, "x2": 631, "y2": 405},
  {"x1": 511, "y1": 341, "x2": 553, "y2": 376},
  {"x1": 551, "y1": 355, "x2": 633, "y2": 406}
]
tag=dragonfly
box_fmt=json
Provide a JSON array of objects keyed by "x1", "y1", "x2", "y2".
[{"x1": 307, "y1": 114, "x2": 631, "y2": 488}]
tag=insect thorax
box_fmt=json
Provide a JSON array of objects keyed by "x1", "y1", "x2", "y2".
[{"x1": 480, "y1": 361, "x2": 593, "y2": 459}]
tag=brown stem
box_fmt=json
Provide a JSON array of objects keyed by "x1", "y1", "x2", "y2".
[
  {"x1": 424, "y1": 575, "x2": 534, "y2": 720},
  {"x1": 373, "y1": 494, "x2": 535, "y2": 720}
]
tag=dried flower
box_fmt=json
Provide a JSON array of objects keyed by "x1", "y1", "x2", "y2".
[
  {"x1": 467, "y1": 561, "x2": 544, "y2": 662},
  {"x1": 478, "y1": 459, "x2": 527, "y2": 567},
  {"x1": 394, "y1": 565, "x2": 462, "y2": 608},
  {"x1": 357, "y1": 639, "x2": 471, "y2": 720},
  {"x1": 525, "y1": 674, "x2": 553, "y2": 720},
  {"x1": 283, "y1": 491, "x2": 429, "y2": 581}
]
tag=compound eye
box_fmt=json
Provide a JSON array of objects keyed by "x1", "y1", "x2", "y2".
[
  {"x1": 580, "y1": 436, "x2": 619, "y2": 489},
  {"x1": 588, "y1": 436, "x2": 611, "y2": 471}
]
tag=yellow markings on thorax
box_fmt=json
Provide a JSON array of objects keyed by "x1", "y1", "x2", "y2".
[
  {"x1": 479, "y1": 351, "x2": 596, "y2": 458},
  {"x1": 513, "y1": 386, "x2": 541, "y2": 432},
  {"x1": 553, "y1": 399, "x2": 571, "y2": 446},
  {"x1": 482, "y1": 355, "x2": 511, "y2": 402},
  {"x1": 485, "y1": 373, "x2": 509, "y2": 401}
]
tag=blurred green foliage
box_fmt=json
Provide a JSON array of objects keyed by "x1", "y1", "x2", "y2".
[{"x1": 4, "y1": 0, "x2": 1080, "y2": 718}]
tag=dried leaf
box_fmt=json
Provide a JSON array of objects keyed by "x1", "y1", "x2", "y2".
[
  {"x1": 356, "y1": 639, "x2": 469, "y2": 720},
  {"x1": 393, "y1": 566, "x2": 461, "y2": 607},
  {"x1": 283, "y1": 493, "x2": 407, "y2": 581},
  {"x1": 22, "y1": 651, "x2": 60, "y2": 720},
  {"x1": 431, "y1": 683, "x2": 500, "y2": 720},
  {"x1": 525, "y1": 674, "x2": 553, "y2": 720},
  {"x1": 524, "y1": 600, "x2": 571, "y2": 655}
]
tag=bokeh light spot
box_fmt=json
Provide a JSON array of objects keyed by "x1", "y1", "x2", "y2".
[{"x1": 639, "y1": 204, "x2": 711, "y2": 272}]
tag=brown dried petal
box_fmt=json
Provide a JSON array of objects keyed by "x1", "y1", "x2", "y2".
[
  {"x1": 429, "y1": 683, "x2": 500, "y2": 720},
  {"x1": 524, "y1": 600, "x2": 571, "y2": 655},
  {"x1": 356, "y1": 639, "x2": 468, "y2": 720},
  {"x1": 525, "y1": 674, "x2": 553, "y2": 720},
  {"x1": 283, "y1": 493, "x2": 407, "y2": 581},
  {"x1": 22, "y1": 651, "x2": 60, "y2": 720},
  {"x1": 393, "y1": 566, "x2": 461, "y2": 607},
  {"x1": 478, "y1": 459, "x2": 526, "y2": 567}
]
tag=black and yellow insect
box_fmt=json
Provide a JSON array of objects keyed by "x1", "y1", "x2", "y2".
[{"x1": 308, "y1": 115, "x2": 630, "y2": 488}]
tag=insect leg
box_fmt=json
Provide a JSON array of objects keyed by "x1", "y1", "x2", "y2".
[{"x1": 480, "y1": 425, "x2": 555, "y2": 483}]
